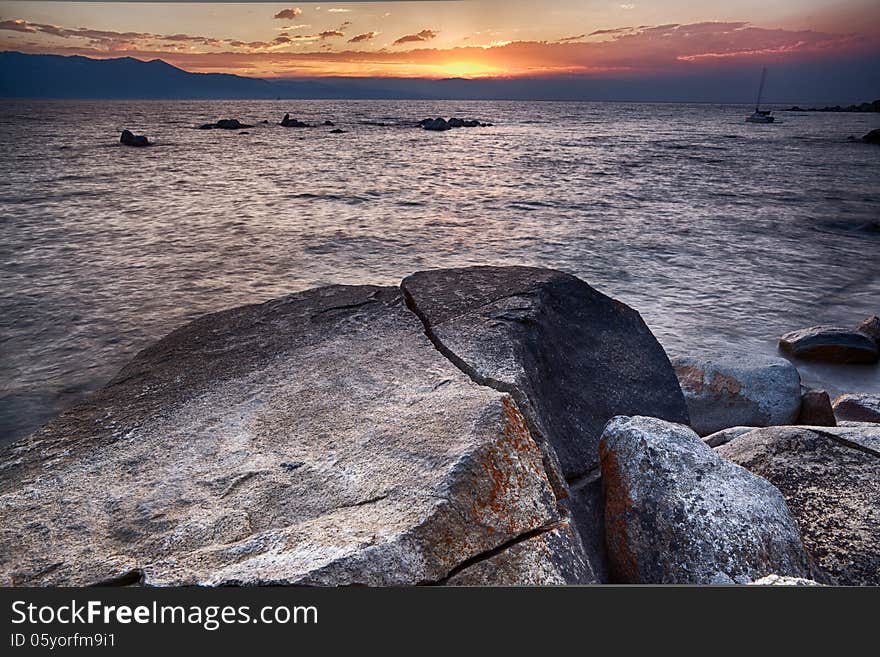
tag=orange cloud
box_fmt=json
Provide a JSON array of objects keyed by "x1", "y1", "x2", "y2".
[{"x1": 393, "y1": 29, "x2": 438, "y2": 46}]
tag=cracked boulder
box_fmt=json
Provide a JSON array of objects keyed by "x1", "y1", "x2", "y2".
[
  {"x1": 0, "y1": 285, "x2": 572, "y2": 586},
  {"x1": 672, "y1": 353, "x2": 801, "y2": 436},
  {"x1": 401, "y1": 266, "x2": 689, "y2": 480},
  {"x1": 599, "y1": 416, "x2": 815, "y2": 584},
  {"x1": 717, "y1": 425, "x2": 880, "y2": 585},
  {"x1": 447, "y1": 520, "x2": 597, "y2": 585}
]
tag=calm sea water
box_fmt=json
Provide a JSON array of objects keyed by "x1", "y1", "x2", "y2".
[{"x1": 1, "y1": 99, "x2": 879, "y2": 443}]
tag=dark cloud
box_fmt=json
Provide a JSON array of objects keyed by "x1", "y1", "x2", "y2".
[
  {"x1": 348, "y1": 32, "x2": 377, "y2": 43},
  {"x1": 393, "y1": 29, "x2": 437, "y2": 46},
  {"x1": 0, "y1": 19, "x2": 37, "y2": 33},
  {"x1": 274, "y1": 9, "x2": 302, "y2": 20},
  {"x1": 319, "y1": 30, "x2": 345, "y2": 39},
  {"x1": 588, "y1": 27, "x2": 634, "y2": 37},
  {"x1": 558, "y1": 34, "x2": 586, "y2": 42}
]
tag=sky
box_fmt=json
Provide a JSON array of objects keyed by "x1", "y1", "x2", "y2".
[{"x1": 1, "y1": 1, "x2": 879, "y2": 80}]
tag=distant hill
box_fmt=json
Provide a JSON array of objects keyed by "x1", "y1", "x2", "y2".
[{"x1": 2, "y1": 50, "x2": 879, "y2": 103}]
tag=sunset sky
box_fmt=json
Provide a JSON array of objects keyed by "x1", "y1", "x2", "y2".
[{"x1": 1, "y1": 1, "x2": 879, "y2": 79}]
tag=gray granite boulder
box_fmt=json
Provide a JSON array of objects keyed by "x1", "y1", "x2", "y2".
[
  {"x1": 0, "y1": 284, "x2": 570, "y2": 586},
  {"x1": 779, "y1": 326, "x2": 878, "y2": 363},
  {"x1": 672, "y1": 353, "x2": 801, "y2": 436},
  {"x1": 749, "y1": 574, "x2": 823, "y2": 586},
  {"x1": 446, "y1": 520, "x2": 596, "y2": 585},
  {"x1": 718, "y1": 425, "x2": 880, "y2": 585},
  {"x1": 402, "y1": 266, "x2": 689, "y2": 480},
  {"x1": 703, "y1": 426, "x2": 757, "y2": 448},
  {"x1": 833, "y1": 393, "x2": 880, "y2": 423},
  {"x1": 599, "y1": 416, "x2": 815, "y2": 584}
]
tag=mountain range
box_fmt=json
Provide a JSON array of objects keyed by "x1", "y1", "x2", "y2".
[{"x1": 2, "y1": 50, "x2": 879, "y2": 103}]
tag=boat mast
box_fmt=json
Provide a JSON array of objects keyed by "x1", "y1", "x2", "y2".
[{"x1": 755, "y1": 67, "x2": 767, "y2": 112}]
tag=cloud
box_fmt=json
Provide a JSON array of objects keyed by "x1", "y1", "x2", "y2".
[
  {"x1": 393, "y1": 29, "x2": 437, "y2": 46},
  {"x1": 0, "y1": 19, "x2": 37, "y2": 33},
  {"x1": 327, "y1": 8, "x2": 351, "y2": 13},
  {"x1": 348, "y1": 32, "x2": 378, "y2": 43},
  {"x1": 319, "y1": 30, "x2": 344, "y2": 39},
  {"x1": 273, "y1": 9, "x2": 302, "y2": 20},
  {"x1": 558, "y1": 34, "x2": 586, "y2": 42}
]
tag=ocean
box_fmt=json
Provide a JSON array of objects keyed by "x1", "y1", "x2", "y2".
[{"x1": 1, "y1": 99, "x2": 878, "y2": 443}]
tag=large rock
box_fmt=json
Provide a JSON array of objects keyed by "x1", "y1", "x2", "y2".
[
  {"x1": 0, "y1": 284, "x2": 570, "y2": 586},
  {"x1": 718, "y1": 425, "x2": 880, "y2": 585},
  {"x1": 599, "y1": 416, "x2": 816, "y2": 584},
  {"x1": 833, "y1": 393, "x2": 880, "y2": 423},
  {"x1": 672, "y1": 353, "x2": 801, "y2": 436},
  {"x1": 401, "y1": 266, "x2": 689, "y2": 481},
  {"x1": 779, "y1": 326, "x2": 879, "y2": 363},
  {"x1": 446, "y1": 520, "x2": 597, "y2": 585}
]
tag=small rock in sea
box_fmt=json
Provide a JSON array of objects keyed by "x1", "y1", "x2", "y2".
[
  {"x1": 418, "y1": 117, "x2": 489, "y2": 131},
  {"x1": 796, "y1": 388, "x2": 836, "y2": 426},
  {"x1": 280, "y1": 113, "x2": 311, "y2": 128},
  {"x1": 832, "y1": 393, "x2": 880, "y2": 423},
  {"x1": 863, "y1": 129, "x2": 880, "y2": 144},
  {"x1": 717, "y1": 424, "x2": 880, "y2": 585},
  {"x1": 329, "y1": 128, "x2": 346, "y2": 134},
  {"x1": 703, "y1": 425, "x2": 757, "y2": 448},
  {"x1": 238, "y1": 131, "x2": 249, "y2": 135},
  {"x1": 779, "y1": 325, "x2": 879, "y2": 363},
  {"x1": 671, "y1": 353, "x2": 801, "y2": 436},
  {"x1": 119, "y1": 129, "x2": 150, "y2": 147},
  {"x1": 323, "y1": 120, "x2": 335, "y2": 126},
  {"x1": 599, "y1": 416, "x2": 815, "y2": 584},
  {"x1": 857, "y1": 315, "x2": 880, "y2": 346},
  {"x1": 199, "y1": 118, "x2": 253, "y2": 130}
]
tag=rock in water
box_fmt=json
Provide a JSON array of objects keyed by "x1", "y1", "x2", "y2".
[
  {"x1": 672, "y1": 353, "x2": 801, "y2": 436},
  {"x1": 199, "y1": 119, "x2": 253, "y2": 130},
  {"x1": 718, "y1": 425, "x2": 880, "y2": 585},
  {"x1": 119, "y1": 129, "x2": 149, "y2": 147},
  {"x1": 857, "y1": 315, "x2": 880, "y2": 346},
  {"x1": 599, "y1": 416, "x2": 815, "y2": 584},
  {"x1": 401, "y1": 266, "x2": 689, "y2": 480},
  {"x1": 779, "y1": 326, "x2": 879, "y2": 363},
  {"x1": 863, "y1": 129, "x2": 880, "y2": 144},
  {"x1": 0, "y1": 284, "x2": 576, "y2": 586},
  {"x1": 832, "y1": 393, "x2": 880, "y2": 423},
  {"x1": 796, "y1": 389, "x2": 836, "y2": 426}
]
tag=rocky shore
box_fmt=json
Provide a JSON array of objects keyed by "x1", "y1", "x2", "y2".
[{"x1": 0, "y1": 266, "x2": 876, "y2": 586}]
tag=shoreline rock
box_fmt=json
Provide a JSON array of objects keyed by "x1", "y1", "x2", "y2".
[
  {"x1": 672, "y1": 353, "x2": 801, "y2": 436},
  {"x1": 779, "y1": 325, "x2": 879, "y2": 363},
  {"x1": 599, "y1": 416, "x2": 816, "y2": 584},
  {"x1": 832, "y1": 393, "x2": 880, "y2": 423},
  {"x1": 718, "y1": 424, "x2": 880, "y2": 585}
]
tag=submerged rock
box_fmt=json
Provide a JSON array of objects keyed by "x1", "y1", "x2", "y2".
[
  {"x1": 779, "y1": 325, "x2": 879, "y2": 363},
  {"x1": 718, "y1": 425, "x2": 880, "y2": 585},
  {"x1": 280, "y1": 113, "x2": 311, "y2": 128},
  {"x1": 0, "y1": 283, "x2": 569, "y2": 586},
  {"x1": 672, "y1": 353, "x2": 801, "y2": 436},
  {"x1": 832, "y1": 393, "x2": 880, "y2": 423},
  {"x1": 419, "y1": 117, "x2": 488, "y2": 131},
  {"x1": 329, "y1": 128, "x2": 347, "y2": 134},
  {"x1": 199, "y1": 118, "x2": 253, "y2": 130},
  {"x1": 599, "y1": 416, "x2": 815, "y2": 584},
  {"x1": 857, "y1": 315, "x2": 880, "y2": 346},
  {"x1": 119, "y1": 129, "x2": 150, "y2": 147},
  {"x1": 796, "y1": 389, "x2": 836, "y2": 426}
]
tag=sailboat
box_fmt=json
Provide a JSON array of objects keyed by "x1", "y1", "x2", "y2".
[{"x1": 746, "y1": 67, "x2": 775, "y2": 123}]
